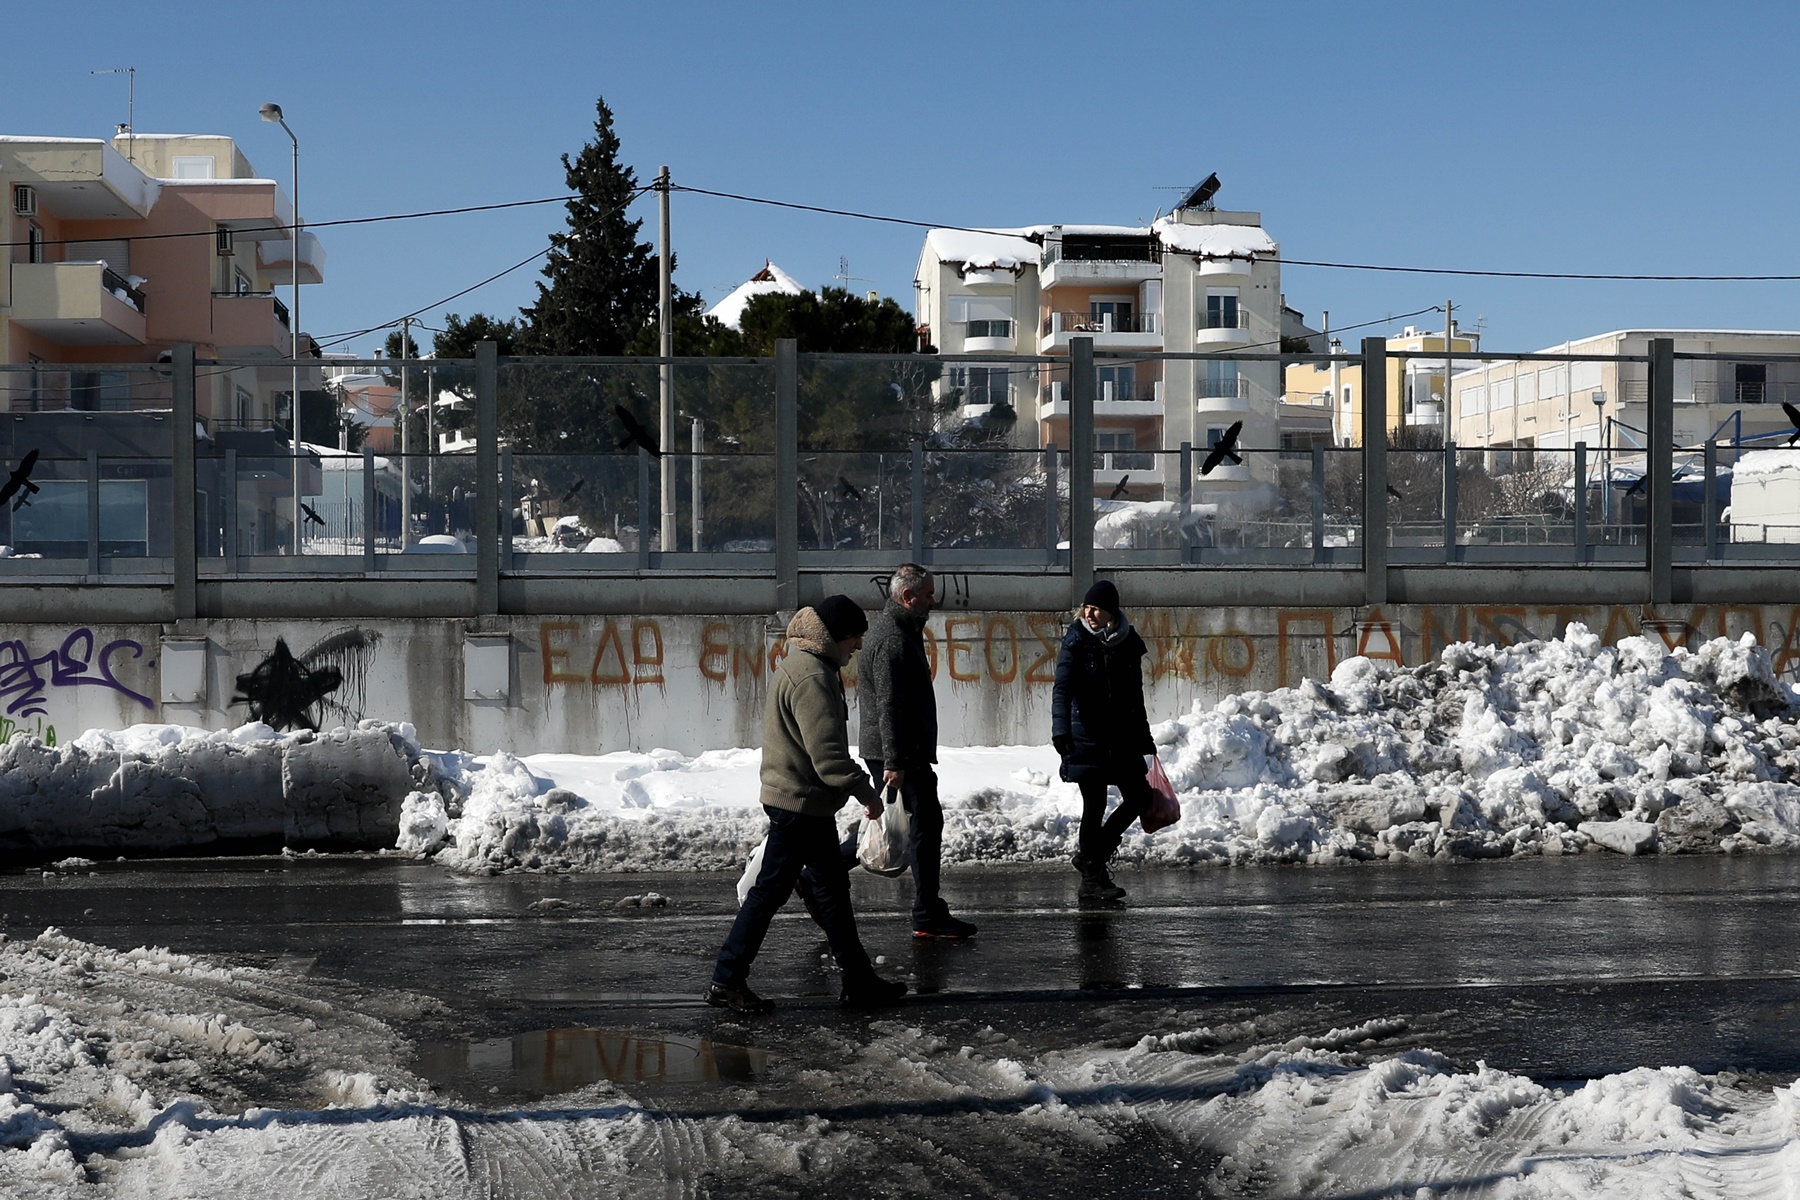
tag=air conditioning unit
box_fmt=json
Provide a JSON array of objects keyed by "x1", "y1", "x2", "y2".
[
  {"x1": 215, "y1": 227, "x2": 234, "y2": 257},
  {"x1": 13, "y1": 185, "x2": 36, "y2": 216}
]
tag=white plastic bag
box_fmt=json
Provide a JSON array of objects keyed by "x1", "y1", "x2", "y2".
[
  {"x1": 735, "y1": 836, "x2": 768, "y2": 905},
  {"x1": 857, "y1": 792, "x2": 912, "y2": 877}
]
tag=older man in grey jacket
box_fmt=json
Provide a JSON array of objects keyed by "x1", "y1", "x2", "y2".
[
  {"x1": 707, "y1": 595, "x2": 908, "y2": 1015},
  {"x1": 859, "y1": 564, "x2": 976, "y2": 939}
]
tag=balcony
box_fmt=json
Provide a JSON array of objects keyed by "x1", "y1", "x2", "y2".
[
  {"x1": 959, "y1": 318, "x2": 1015, "y2": 353},
  {"x1": 255, "y1": 231, "x2": 328, "y2": 287},
  {"x1": 1094, "y1": 451, "x2": 1163, "y2": 490},
  {"x1": 1038, "y1": 379, "x2": 1163, "y2": 420},
  {"x1": 1039, "y1": 310, "x2": 1161, "y2": 353},
  {"x1": 1196, "y1": 256, "x2": 1255, "y2": 279},
  {"x1": 1196, "y1": 376, "x2": 1252, "y2": 418},
  {"x1": 212, "y1": 293, "x2": 295, "y2": 357},
  {"x1": 9, "y1": 262, "x2": 147, "y2": 346},
  {"x1": 1194, "y1": 309, "x2": 1252, "y2": 347},
  {"x1": 1039, "y1": 237, "x2": 1160, "y2": 290}
]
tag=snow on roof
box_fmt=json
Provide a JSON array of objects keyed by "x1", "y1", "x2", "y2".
[
  {"x1": 923, "y1": 227, "x2": 1047, "y2": 271},
  {"x1": 1151, "y1": 215, "x2": 1277, "y2": 259},
  {"x1": 1729, "y1": 446, "x2": 1800, "y2": 479},
  {"x1": 706, "y1": 260, "x2": 806, "y2": 329}
]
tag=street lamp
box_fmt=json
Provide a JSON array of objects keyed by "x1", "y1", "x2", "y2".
[
  {"x1": 1592, "y1": 389, "x2": 1608, "y2": 529},
  {"x1": 259, "y1": 103, "x2": 302, "y2": 554}
]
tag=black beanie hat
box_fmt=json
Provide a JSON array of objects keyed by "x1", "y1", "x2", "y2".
[
  {"x1": 1082, "y1": 579, "x2": 1121, "y2": 617},
  {"x1": 814, "y1": 594, "x2": 869, "y2": 641}
]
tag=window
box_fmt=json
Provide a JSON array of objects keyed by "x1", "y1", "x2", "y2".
[
  {"x1": 1203, "y1": 289, "x2": 1239, "y2": 330},
  {"x1": 11, "y1": 480, "x2": 148, "y2": 555},
  {"x1": 172, "y1": 155, "x2": 216, "y2": 180},
  {"x1": 236, "y1": 388, "x2": 253, "y2": 425},
  {"x1": 27, "y1": 224, "x2": 44, "y2": 264},
  {"x1": 949, "y1": 365, "x2": 1010, "y2": 406},
  {"x1": 1201, "y1": 358, "x2": 1240, "y2": 399},
  {"x1": 1095, "y1": 429, "x2": 1151, "y2": 471},
  {"x1": 1089, "y1": 299, "x2": 1133, "y2": 331},
  {"x1": 950, "y1": 296, "x2": 1012, "y2": 341},
  {"x1": 234, "y1": 268, "x2": 252, "y2": 296},
  {"x1": 1096, "y1": 364, "x2": 1136, "y2": 402},
  {"x1": 965, "y1": 319, "x2": 1011, "y2": 339},
  {"x1": 1736, "y1": 363, "x2": 1768, "y2": 403},
  {"x1": 70, "y1": 371, "x2": 131, "y2": 412},
  {"x1": 1205, "y1": 425, "x2": 1236, "y2": 448},
  {"x1": 1280, "y1": 431, "x2": 1331, "y2": 458},
  {"x1": 27, "y1": 354, "x2": 44, "y2": 405}
]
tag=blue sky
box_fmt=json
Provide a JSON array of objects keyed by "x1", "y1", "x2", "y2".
[{"x1": 13, "y1": 1, "x2": 1800, "y2": 357}]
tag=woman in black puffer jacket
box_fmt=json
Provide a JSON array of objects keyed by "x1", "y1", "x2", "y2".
[{"x1": 1051, "y1": 579, "x2": 1154, "y2": 901}]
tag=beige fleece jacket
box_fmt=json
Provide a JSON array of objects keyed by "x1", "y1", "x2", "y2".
[{"x1": 759, "y1": 607, "x2": 881, "y2": 816}]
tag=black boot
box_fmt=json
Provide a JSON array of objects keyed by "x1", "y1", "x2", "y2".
[{"x1": 1073, "y1": 855, "x2": 1126, "y2": 901}]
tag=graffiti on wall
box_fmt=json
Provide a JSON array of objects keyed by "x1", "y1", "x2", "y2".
[
  {"x1": 232, "y1": 628, "x2": 380, "y2": 732},
  {"x1": 0, "y1": 629, "x2": 154, "y2": 719},
  {"x1": 0, "y1": 715, "x2": 56, "y2": 745},
  {"x1": 535, "y1": 604, "x2": 1800, "y2": 704}
]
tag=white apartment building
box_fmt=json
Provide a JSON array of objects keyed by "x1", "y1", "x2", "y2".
[{"x1": 914, "y1": 198, "x2": 1281, "y2": 502}]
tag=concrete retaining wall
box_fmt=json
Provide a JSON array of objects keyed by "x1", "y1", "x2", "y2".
[{"x1": 2, "y1": 602, "x2": 1796, "y2": 755}]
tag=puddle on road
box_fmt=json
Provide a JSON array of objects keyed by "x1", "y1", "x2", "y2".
[{"x1": 416, "y1": 1029, "x2": 773, "y2": 1098}]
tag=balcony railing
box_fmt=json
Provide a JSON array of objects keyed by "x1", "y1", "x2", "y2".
[
  {"x1": 1615, "y1": 378, "x2": 1800, "y2": 406},
  {"x1": 1197, "y1": 377, "x2": 1250, "y2": 399},
  {"x1": 1043, "y1": 311, "x2": 1159, "y2": 336},
  {"x1": 962, "y1": 319, "x2": 1012, "y2": 340},
  {"x1": 1095, "y1": 450, "x2": 1156, "y2": 472},
  {"x1": 101, "y1": 266, "x2": 146, "y2": 313},
  {"x1": 1200, "y1": 308, "x2": 1244, "y2": 330}
]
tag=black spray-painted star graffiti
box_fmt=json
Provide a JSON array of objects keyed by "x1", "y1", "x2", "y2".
[{"x1": 231, "y1": 638, "x2": 343, "y2": 732}]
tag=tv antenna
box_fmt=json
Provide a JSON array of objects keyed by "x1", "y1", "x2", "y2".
[
  {"x1": 91, "y1": 67, "x2": 137, "y2": 162},
  {"x1": 834, "y1": 256, "x2": 877, "y2": 301}
]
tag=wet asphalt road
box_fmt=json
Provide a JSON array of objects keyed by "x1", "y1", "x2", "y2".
[{"x1": 6, "y1": 852, "x2": 1800, "y2": 1091}]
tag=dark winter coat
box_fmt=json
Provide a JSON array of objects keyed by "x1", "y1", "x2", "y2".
[
  {"x1": 856, "y1": 599, "x2": 938, "y2": 770},
  {"x1": 1051, "y1": 617, "x2": 1154, "y2": 783}
]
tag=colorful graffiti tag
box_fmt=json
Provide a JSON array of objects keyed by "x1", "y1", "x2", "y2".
[{"x1": 0, "y1": 629, "x2": 153, "y2": 719}]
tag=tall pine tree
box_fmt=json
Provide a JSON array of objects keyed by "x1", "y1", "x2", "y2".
[{"x1": 520, "y1": 98, "x2": 658, "y2": 356}]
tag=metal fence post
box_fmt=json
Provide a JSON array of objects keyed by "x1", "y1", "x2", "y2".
[
  {"x1": 1069, "y1": 336, "x2": 1095, "y2": 604},
  {"x1": 86, "y1": 449, "x2": 100, "y2": 577},
  {"x1": 1703, "y1": 438, "x2": 1719, "y2": 561},
  {"x1": 1442, "y1": 439, "x2": 1457, "y2": 564},
  {"x1": 171, "y1": 344, "x2": 196, "y2": 618},
  {"x1": 1179, "y1": 441, "x2": 1194, "y2": 564},
  {"x1": 910, "y1": 440, "x2": 926, "y2": 562},
  {"x1": 774, "y1": 338, "x2": 798, "y2": 612},
  {"x1": 501, "y1": 446, "x2": 514, "y2": 572},
  {"x1": 637, "y1": 446, "x2": 652, "y2": 571},
  {"x1": 475, "y1": 341, "x2": 499, "y2": 615},
  {"x1": 1574, "y1": 442, "x2": 1588, "y2": 562},
  {"x1": 1648, "y1": 338, "x2": 1674, "y2": 604},
  {"x1": 1361, "y1": 337, "x2": 1388, "y2": 604},
  {"x1": 1043, "y1": 443, "x2": 1059, "y2": 564},
  {"x1": 224, "y1": 448, "x2": 238, "y2": 572},
  {"x1": 1312, "y1": 442, "x2": 1326, "y2": 565},
  {"x1": 362, "y1": 446, "x2": 376, "y2": 573}
]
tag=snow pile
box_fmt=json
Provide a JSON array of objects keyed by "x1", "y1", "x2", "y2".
[
  {"x1": 0, "y1": 722, "x2": 426, "y2": 853},
  {"x1": 404, "y1": 626, "x2": 1800, "y2": 873},
  {"x1": 1152, "y1": 624, "x2": 1800, "y2": 863}
]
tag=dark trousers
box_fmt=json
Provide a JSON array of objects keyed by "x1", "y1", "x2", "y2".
[
  {"x1": 1076, "y1": 771, "x2": 1153, "y2": 866},
  {"x1": 863, "y1": 759, "x2": 945, "y2": 926},
  {"x1": 714, "y1": 806, "x2": 874, "y2": 988}
]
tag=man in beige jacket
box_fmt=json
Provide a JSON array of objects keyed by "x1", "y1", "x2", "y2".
[{"x1": 706, "y1": 595, "x2": 908, "y2": 1015}]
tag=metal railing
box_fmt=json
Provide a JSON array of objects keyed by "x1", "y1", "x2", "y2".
[
  {"x1": 1, "y1": 338, "x2": 1796, "y2": 620},
  {"x1": 101, "y1": 266, "x2": 146, "y2": 313},
  {"x1": 1043, "y1": 311, "x2": 1159, "y2": 336}
]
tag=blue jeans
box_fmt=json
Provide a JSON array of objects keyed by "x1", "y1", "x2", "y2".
[{"x1": 714, "y1": 806, "x2": 874, "y2": 988}]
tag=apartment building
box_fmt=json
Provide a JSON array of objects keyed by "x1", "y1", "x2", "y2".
[
  {"x1": 913, "y1": 195, "x2": 1281, "y2": 502},
  {"x1": 0, "y1": 131, "x2": 324, "y2": 553},
  {"x1": 1449, "y1": 329, "x2": 1800, "y2": 460},
  {"x1": 1283, "y1": 321, "x2": 1480, "y2": 448}
]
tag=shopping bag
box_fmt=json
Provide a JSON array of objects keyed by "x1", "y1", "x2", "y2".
[
  {"x1": 858, "y1": 789, "x2": 913, "y2": 877},
  {"x1": 1140, "y1": 755, "x2": 1181, "y2": 834},
  {"x1": 735, "y1": 836, "x2": 768, "y2": 905}
]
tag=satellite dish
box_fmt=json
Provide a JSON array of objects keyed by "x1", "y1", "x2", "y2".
[{"x1": 1178, "y1": 173, "x2": 1221, "y2": 211}]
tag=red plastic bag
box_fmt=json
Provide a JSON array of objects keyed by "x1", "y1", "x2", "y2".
[{"x1": 1140, "y1": 755, "x2": 1181, "y2": 834}]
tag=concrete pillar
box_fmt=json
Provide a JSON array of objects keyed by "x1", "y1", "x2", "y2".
[{"x1": 1361, "y1": 337, "x2": 1388, "y2": 605}]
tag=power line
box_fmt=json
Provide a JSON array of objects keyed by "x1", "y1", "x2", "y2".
[
  {"x1": 676, "y1": 183, "x2": 1800, "y2": 283},
  {"x1": 314, "y1": 185, "x2": 655, "y2": 348}
]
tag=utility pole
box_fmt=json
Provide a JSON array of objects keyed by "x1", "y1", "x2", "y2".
[
  {"x1": 399, "y1": 316, "x2": 411, "y2": 545},
  {"x1": 1444, "y1": 299, "x2": 1454, "y2": 429},
  {"x1": 657, "y1": 166, "x2": 676, "y2": 552}
]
